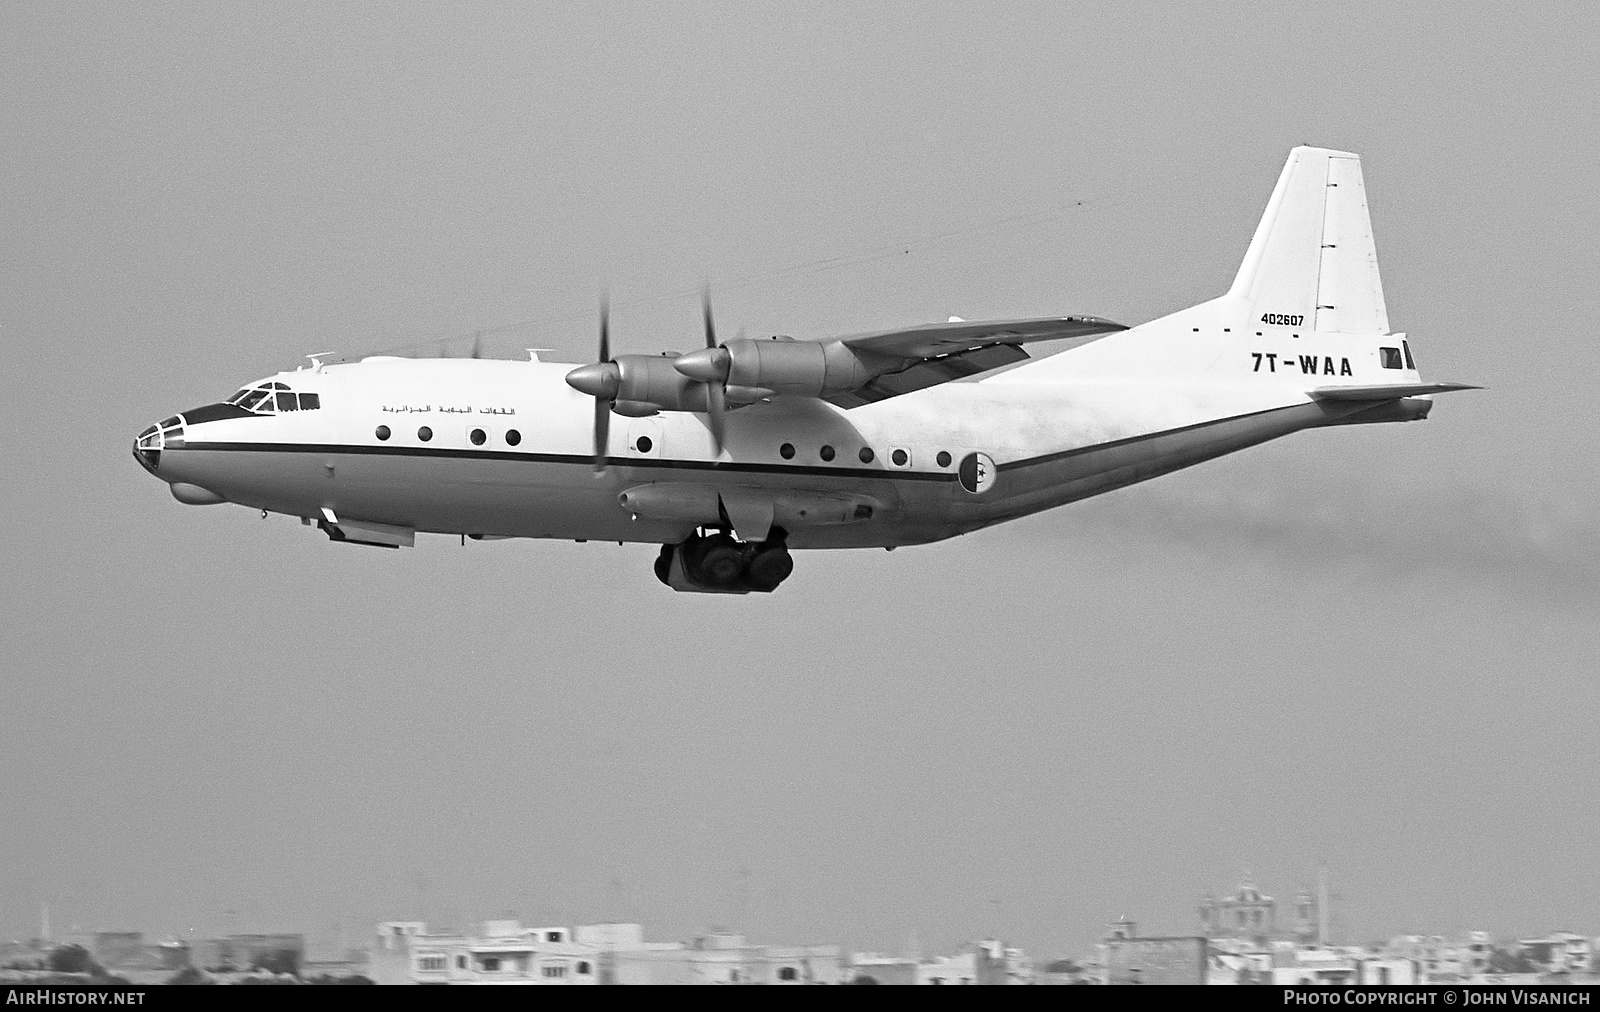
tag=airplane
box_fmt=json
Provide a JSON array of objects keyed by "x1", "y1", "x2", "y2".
[{"x1": 133, "y1": 146, "x2": 1477, "y2": 594}]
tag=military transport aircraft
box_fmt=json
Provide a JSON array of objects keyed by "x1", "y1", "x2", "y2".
[{"x1": 134, "y1": 146, "x2": 1476, "y2": 594}]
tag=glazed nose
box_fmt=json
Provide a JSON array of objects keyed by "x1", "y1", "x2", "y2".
[{"x1": 132, "y1": 415, "x2": 183, "y2": 475}]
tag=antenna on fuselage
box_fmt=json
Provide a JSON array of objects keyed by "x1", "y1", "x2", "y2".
[
  {"x1": 525, "y1": 349, "x2": 555, "y2": 362},
  {"x1": 304, "y1": 352, "x2": 334, "y2": 372}
]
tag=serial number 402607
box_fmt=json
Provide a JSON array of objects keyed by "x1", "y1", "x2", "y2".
[{"x1": 1261, "y1": 313, "x2": 1303, "y2": 326}]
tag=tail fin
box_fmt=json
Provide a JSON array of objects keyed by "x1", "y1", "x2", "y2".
[{"x1": 1228, "y1": 147, "x2": 1390, "y2": 336}]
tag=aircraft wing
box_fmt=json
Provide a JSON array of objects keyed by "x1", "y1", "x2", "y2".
[
  {"x1": 1311, "y1": 382, "x2": 1482, "y2": 401},
  {"x1": 839, "y1": 315, "x2": 1127, "y2": 360},
  {"x1": 824, "y1": 314, "x2": 1127, "y2": 407}
]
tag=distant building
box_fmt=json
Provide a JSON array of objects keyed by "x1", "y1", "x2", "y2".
[
  {"x1": 598, "y1": 930, "x2": 844, "y2": 985},
  {"x1": 1517, "y1": 932, "x2": 1594, "y2": 974},
  {"x1": 846, "y1": 953, "x2": 918, "y2": 986},
  {"x1": 842, "y1": 941, "x2": 1028, "y2": 985},
  {"x1": 973, "y1": 938, "x2": 1031, "y2": 985},
  {"x1": 918, "y1": 950, "x2": 975, "y2": 985},
  {"x1": 1097, "y1": 920, "x2": 1210, "y2": 985},
  {"x1": 1270, "y1": 943, "x2": 1420, "y2": 986},
  {"x1": 370, "y1": 920, "x2": 597, "y2": 985},
  {"x1": 1199, "y1": 882, "x2": 1276, "y2": 945},
  {"x1": 190, "y1": 933, "x2": 303, "y2": 974},
  {"x1": 1288, "y1": 888, "x2": 1320, "y2": 944}
]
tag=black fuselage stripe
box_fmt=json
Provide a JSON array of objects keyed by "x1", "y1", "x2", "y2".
[
  {"x1": 174, "y1": 404, "x2": 1312, "y2": 482},
  {"x1": 173, "y1": 441, "x2": 957, "y2": 482}
]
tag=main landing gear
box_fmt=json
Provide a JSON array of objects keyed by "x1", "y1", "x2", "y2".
[{"x1": 655, "y1": 529, "x2": 795, "y2": 594}]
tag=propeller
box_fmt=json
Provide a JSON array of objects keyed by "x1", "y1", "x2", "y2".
[
  {"x1": 700, "y1": 290, "x2": 726, "y2": 456},
  {"x1": 563, "y1": 297, "x2": 620, "y2": 473}
]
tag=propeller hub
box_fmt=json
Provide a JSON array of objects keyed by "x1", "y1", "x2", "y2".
[
  {"x1": 565, "y1": 362, "x2": 621, "y2": 399},
  {"x1": 674, "y1": 346, "x2": 730, "y2": 383}
]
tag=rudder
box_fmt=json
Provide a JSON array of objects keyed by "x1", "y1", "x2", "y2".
[{"x1": 1228, "y1": 147, "x2": 1390, "y2": 336}]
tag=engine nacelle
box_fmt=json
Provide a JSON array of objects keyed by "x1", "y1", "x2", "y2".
[
  {"x1": 720, "y1": 337, "x2": 889, "y2": 397},
  {"x1": 610, "y1": 354, "x2": 714, "y2": 412}
]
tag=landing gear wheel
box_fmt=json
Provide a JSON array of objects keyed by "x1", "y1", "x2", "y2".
[
  {"x1": 654, "y1": 544, "x2": 674, "y2": 586},
  {"x1": 685, "y1": 532, "x2": 744, "y2": 587},
  {"x1": 746, "y1": 546, "x2": 793, "y2": 590}
]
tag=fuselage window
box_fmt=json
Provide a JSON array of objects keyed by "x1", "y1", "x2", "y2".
[
  {"x1": 418, "y1": 426, "x2": 433, "y2": 442},
  {"x1": 375, "y1": 425, "x2": 391, "y2": 441},
  {"x1": 298, "y1": 392, "x2": 320, "y2": 410},
  {"x1": 779, "y1": 442, "x2": 796, "y2": 459},
  {"x1": 819, "y1": 445, "x2": 835, "y2": 461},
  {"x1": 936, "y1": 450, "x2": 952, "y2": 467},
  {"x1": 859, "y1": 447, "x2": 874, "y2": 463},
  {"x1": 1379, "y1": 347, "x2": 1403, "y2": 369},
  {"x1": 276, "y1": 392, "x2": 298, "y2": 411},
  {"x1": 505, "y1": 429, "x2": 521, "y2": 446},
  {"x1": 470, "y1": 428, "x2": 486, "y2": 446}
]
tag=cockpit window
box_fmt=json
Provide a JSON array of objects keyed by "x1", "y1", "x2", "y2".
[{"x1": 226, "y1": 384, "x2": 323, "y2": 414}]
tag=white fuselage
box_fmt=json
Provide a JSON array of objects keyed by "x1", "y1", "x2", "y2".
[{"x1": 135, "y1": 293, "x2": 1428, "y2": 550}]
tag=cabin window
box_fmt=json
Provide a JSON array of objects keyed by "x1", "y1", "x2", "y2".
[
  {"x1": 891, "y1": 448, "x2": 909, "y2": 466},
  {"x1": 418, "y1": 426, "x2": 433, "y2": 442},
  {"x1": 1402, "y1": 340, "x2": 1416, "y2": 370},
  {"x1": 299, "y1": 393, "x2": 320, "y2": 410},
  {"x1": 470, "y1": 428, "x2": 486, "y2": 445},
  {"x1": 859, "y1": 447, "x2": 874, "y2": 463},
  {"x1": 779, "y1": 966, "x2": 798, "y2": 981},
  {"x1": 1379, "y1": 347, "x2": 1403, "y2": 369},
  {"x1": 480, "y1": 956, "x2": 500, "y2": 971},
  {"x1": 936, "y1": 451, "x2": 952, "y2": 467},
  {"x1": 779, "y1": 443, "x2": 795, "y2": 459},
  {"x1": 819, "y1": 444, "x2": 835, "y2": 461},
  {"x1": 276, "y1": 392, "x2": 298, "y2": 411},
  {"x1": 506, "y1": 429, "x2": 521, "y2": 446},
  {"x1": 237, "y1": 389, "x2": 270, "y2": 410},
  {"x1": 375, "y1": 425, "x2": 391, "y2": 441}
]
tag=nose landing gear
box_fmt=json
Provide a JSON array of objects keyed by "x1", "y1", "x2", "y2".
[{"x1": 655, "y1": 529, "x2": 794, "y2": 594}]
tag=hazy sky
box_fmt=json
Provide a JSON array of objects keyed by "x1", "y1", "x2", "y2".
[{"x1": 3, "y1": 2, "x2": 1597, "y2": 958}]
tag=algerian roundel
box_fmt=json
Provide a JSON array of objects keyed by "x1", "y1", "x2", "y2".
[{"x1": 958, "y1": 451, "x2": 996, "y2": 494}]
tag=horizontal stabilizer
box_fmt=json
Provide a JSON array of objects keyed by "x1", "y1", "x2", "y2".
[{"x1": 1311, "y1": 382, "x2": 1482, "y2": 401}]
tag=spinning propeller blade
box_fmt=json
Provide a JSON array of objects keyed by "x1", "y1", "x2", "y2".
[
  {"x1": 562, "y1": 297, "x2": 619, "y2": 474},
  {"x1": 594, "y1": 298, "x2": 611, "y2": 472},
  {"x1": 701, "y1": 289, "x2": 726, "y2": 456}
]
